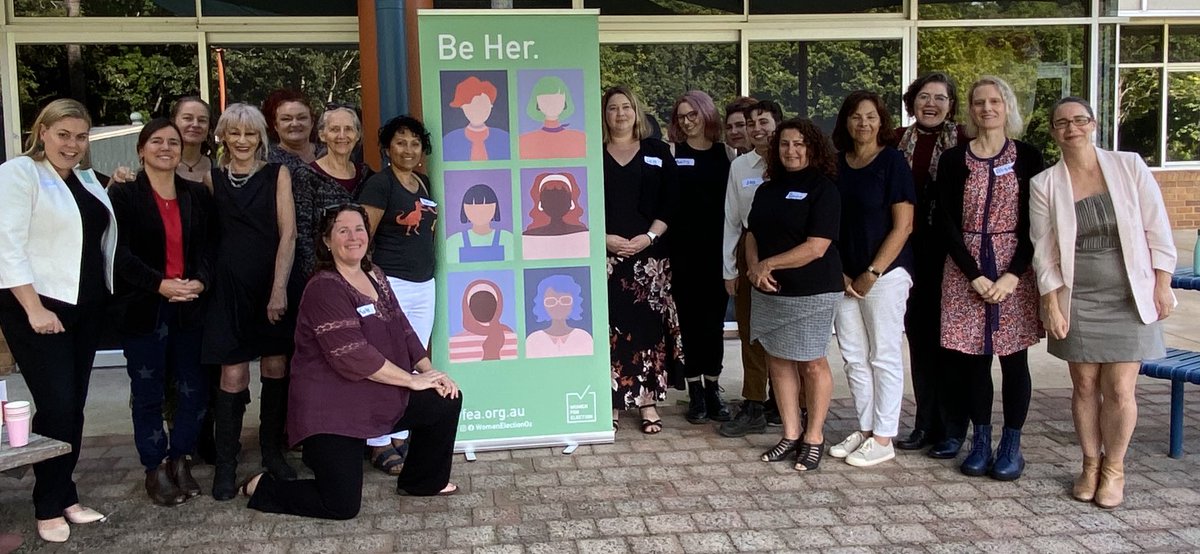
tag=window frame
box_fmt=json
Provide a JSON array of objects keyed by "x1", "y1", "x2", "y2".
[{"x1": 1116, "y1": 22, "x2": 1200, "y2": 167}]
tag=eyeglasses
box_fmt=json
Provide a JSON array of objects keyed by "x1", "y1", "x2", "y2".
[
  {"x1": 677, "y1": 111, "x2": 700, "y2": 123},
  {"x1": 322, "y1": 202, "x2": 363, "y2": 218},
  {"x1": 1051, "y1": 116, "x2": 1094, "y2": 130},
  {"x1": 915, "y1": 93, "x2": 950, "y2": 105},
  {"x1": 543, "y1": 295, "x2": 574, "y2": 308}
]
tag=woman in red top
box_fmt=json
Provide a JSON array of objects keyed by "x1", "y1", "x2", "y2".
[
  {"x1": 242, "y1": 203, "x2": 462, "y2": 520},
  {"x1": 109, "y1": 119, "x2": 214, "y2": 506}
]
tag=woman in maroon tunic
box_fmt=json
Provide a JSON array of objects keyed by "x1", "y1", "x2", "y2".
[
  {"x1": 242, "y1": 204, "x2": 462, "y2": 520},
  {"x1": 936, "y1": 76, "x2": 1043, "y2": 481}
]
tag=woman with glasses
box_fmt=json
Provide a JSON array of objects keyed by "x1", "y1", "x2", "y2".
[
  {"x1": 936, "y1": 76, "x2": 1043, "y2": 482},
  {"x1": 893, "y1": 73, "x2": 971, "y2": 456},
  {"x1": 667, "y1": 90, "x2": 733, "y2": 424},
  {"x1": 1031, "y1": 97, "x2": 1176, "y2": 509},
  {"x1": 242, "y1": 203, "x2": 461, "y2": 520}
]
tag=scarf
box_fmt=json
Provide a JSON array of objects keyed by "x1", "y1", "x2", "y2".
[
  {"x1": 898, "y1": 120, "x2": 960, "y2": 181},
  {"x1": 464, "y1": 127, "x2": 490, "y2": 161}
]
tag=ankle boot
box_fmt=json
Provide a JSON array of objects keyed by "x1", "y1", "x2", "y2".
[
  {"x1": 990, "y1": 427, "x2": 1025, "y2": 481},
  {"x1": 212, "y1": 389, "x2": 248, "y2": 501},
  {"x1": 259, "y1": 377, "x2": 297, "y2": 481},
  {"x1": 1094, "y1": 459, "x2": 1125, "y2": 509},
  {"x1": 145, "y1": 462, "x2": 185, "y2": 506},
  {"x1": 1073, "y1": 455, "x2": 1102, "y2": 502},
  {"x1": 960, "y1": 424, "x2": 993, "y2": 476},
  {"x1": 704, "y1": 378, "x2": 731, "y2": 422},
  {"x1": 168, "y1": 456, "x2": 201, "y2": 499},
  {"x1": 685, "y1": 380, "x2": 708, "y2": 424}
]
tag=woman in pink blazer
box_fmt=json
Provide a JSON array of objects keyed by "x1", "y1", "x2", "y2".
[{"x1": 1030, "y1": 97, "x2": 1177, "y2": 510}]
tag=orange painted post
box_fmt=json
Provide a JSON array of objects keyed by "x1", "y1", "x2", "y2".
[{"x1": 358, "y1": 0, "x2": 382, "y2": 169}]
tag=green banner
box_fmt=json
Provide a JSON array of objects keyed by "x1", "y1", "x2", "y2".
[{"x1": 417, "y1": 10, "x2": 611, "y2": 451}]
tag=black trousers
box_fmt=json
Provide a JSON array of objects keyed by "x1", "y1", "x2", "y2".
[
  {"x1": 672, "y1": 262, "x2": 727, "y2": 379},
  {"x1": 248, "y1": 389, "x2": 463, "y2": 520},
  {"x1": 942, "y1": 349, "x2": 1032, "y2": 436},
  {"x1": 906, "y1": 237, "x2": 946, "y2": 439},
  {"x1": 0, "y1": 294, "x2": 104, "y2": 520}
]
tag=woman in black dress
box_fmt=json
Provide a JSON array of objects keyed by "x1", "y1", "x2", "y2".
[
  {"x1": 203, "y1": 103, "x2": 297, "y2": 499},
  {"x1": 666, "y1": 90, "x2": 732, "y2": 424},
  {"x1": 602, "y1": 86, "x2": 684, "y2": 435}
]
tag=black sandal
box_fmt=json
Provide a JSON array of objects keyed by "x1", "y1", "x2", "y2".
[
  {"x1": 761, "y1": 438, "x2": 800, "y2": 462},
  {"x1": 639, "y1": 405, "x2": 663, "y2": 435},
  {"x1": 794, "y1": 442, "x2": 823, "y2": 472}
]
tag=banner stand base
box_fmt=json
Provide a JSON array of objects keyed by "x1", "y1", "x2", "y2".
[{"x1": 454, "y1": 431, "x2": 613, "y2": 457}]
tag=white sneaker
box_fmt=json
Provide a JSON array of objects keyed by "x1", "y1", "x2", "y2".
[
  {"x1": 829, "y1": 431, "x2": 865, "y2": 459},
  {"x1": 845, "y1": 438, "x2": 896, "y2": 467}
]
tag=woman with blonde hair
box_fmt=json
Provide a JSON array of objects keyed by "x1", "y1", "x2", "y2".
[
  {"x1": 1031, "y1": 96, "x2": 1176, "y2": 508},
  {"x1": 202, "y1": 103, "x2": 298, "y2": 499},
  {"x1": 0, "y1": 99, "x2": 116, "y2": 542}
]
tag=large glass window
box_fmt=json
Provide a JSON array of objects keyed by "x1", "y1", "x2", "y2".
[
  {"x1": 209, "y1": 45, "x2": 362, "y2": 111},
  {"x1": 918, "y1": 26, "x2": 1087, "y2": 161},
  {"x1": 434, "y1": 0, "x2": 571, "y2": 7},
  {"x1": 199, "y1": 1, "x2": 355, "y2": 16},
  {"x1": 1168, "y1": 25, "x2": 1200, "y2": 63},
  {"x1": 1121, "y1": 25, "x2": 1164, "y2": 63},
  {"x1": 919, "y1": 0, "x2": 1087, "y2": 19},
  {"x1": 1166, "y1": 72, "x2": 1200, "y2": 162},
  {"x1": 749, "y1": 39, "x2": 902, "y2": 134},
  {"x1": 1118, "y1": 69, "x2": 1162, "y2": 165},
  {"x1": 586, "y1": 1, "x2": 741, "y2": 15},
  {"x1": 15, "y1": 0, "x2": 194, "y2": 17},
  {"x1": 599, "y1": 43, "x2": 739, "y2": 133},
  {"x1": 750, "y1": 0, "x2": 901, "y2": 14},
  {"x1": 1117, "y1": 25, "x2": 1200, "y2": 164}
]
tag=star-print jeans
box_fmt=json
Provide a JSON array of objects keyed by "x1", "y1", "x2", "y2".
[{"x1": 123, "y1": 301, "x2": 208, "y2": 471}]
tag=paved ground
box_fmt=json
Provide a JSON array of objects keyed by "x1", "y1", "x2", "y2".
[{"x1": 0, "y1": 232, "x2": 1196, "y2": 552}]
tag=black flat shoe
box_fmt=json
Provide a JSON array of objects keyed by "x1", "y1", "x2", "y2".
[
  {"x1": 927, "y1": 437, "x2": 964, "y2": 459},
  {"x1": 896, "y1": 429, "x2": 931, "y2": 451}
]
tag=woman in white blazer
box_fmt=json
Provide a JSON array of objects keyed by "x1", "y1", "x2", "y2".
[
  {"x1": 1030, "y1": 97, "x2": 1177, "y2": 510},
  {"x1": 0, "y1": 99, "x2": 116, "y2": 543}
]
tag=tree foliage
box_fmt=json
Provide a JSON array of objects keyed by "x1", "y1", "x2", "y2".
[{"x1": 600, "y1": 43, "x2": 738, "y2": 130}]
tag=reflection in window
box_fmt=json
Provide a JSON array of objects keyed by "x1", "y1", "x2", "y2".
[
  {"x1": 200, "y1": 1, "x2": 354, "y2": 16},
  {"x1": 1118, "y1": 68, "x2": 1161, "y2": 165},
  {"x1": 210, "y1": 46, "x2": 361, "y2": 112},
  {"x1": 16, "y1": 44, "x2": 199, "y2": 128},
  {"x1": 15, "y1": 0, "x2": 193, "y2": 16},
  {"x1": 750, "y1": 0, "x2": 901, "y2": 14},
  {"x1": 1169, "y1": 26, "x2": 1200, "y2": 63},
  {"x1": 585, "y1": 0, "x2": 740, "y2": 15},
  {"x1": 1167, "y1": 72, "x2": 1200, "y2": 162},
  {"x1": 434, "y1": 0, "x2": 571, "y2": 6},
  {"x1": 599, "y1": 43, "x2": 738, "y2": 132},
  {"x1": 749, "y1": 40, "x2": 901, "y2": 135},
  {"x1": 919, "y1": 0, "x2": 1086, "y2": 20},
  {"x1": 1098, "y1": 25, "x2": 1118, "y2": 150},
  {"x1": 918, "y1": 26, "x2": 1087, "y2": 162},
  {"x1": 1120, "y1": 26, "x2": 1164, "y2": 64}
]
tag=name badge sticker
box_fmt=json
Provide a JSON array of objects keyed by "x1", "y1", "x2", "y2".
[
  {"x1": 741, "y1": 177, "x2": 763, "y2": 188},
  {"x1": 356, "y1": 304, "x2": 377, "y2": 317},
  {"x1": 644, "y1": 156, "x2": 663, "y2": 167},
  {"x1": 676, "y1": 158, "x2": 695, "y2": 166},
  {"x1": 993, "y1": 162, "x2": 1015, "y2": 176},
  {"x1": 786, "y1": 191, "x2": 808, "y2": 201},
  {"x1": 419, "y1": 198, "x2": 438, "y2": 208}
]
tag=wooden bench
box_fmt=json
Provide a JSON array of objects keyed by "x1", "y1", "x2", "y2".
[{"x1": 1140, "y1": 348, "x2": 1200, "y2": 458}]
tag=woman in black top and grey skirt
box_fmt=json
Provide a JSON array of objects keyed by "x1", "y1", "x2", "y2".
[{"x1": 745, "y1": 118, "x2": 843, "y2": 472}]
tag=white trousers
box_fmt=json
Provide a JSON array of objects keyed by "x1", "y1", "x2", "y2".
[
  {"x1": 834, "y1": 268, "x2": 911, "y2": 438},
  {"x1": 368, "y1": 276, "x2": 436, "y2": 447}
]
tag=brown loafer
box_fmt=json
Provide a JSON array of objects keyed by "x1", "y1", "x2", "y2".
[
  {"x1": 168, "y1": 457, "x2": 201, "y2": 499},
  {"x1": 145, "y1": 463, "x2": 185, "y2": 507}
]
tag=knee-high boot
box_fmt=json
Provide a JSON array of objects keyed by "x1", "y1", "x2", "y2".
[
  {"x1": 259, "y1": 377, "x2": 297, "y2": 481},
  {"x1": 212, "y1": 389, "x2": 249, "y2": 501}
]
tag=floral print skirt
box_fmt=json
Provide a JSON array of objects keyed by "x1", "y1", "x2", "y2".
[{"x1": 607, "y1": 249, "x2": 685, "y2": 410}]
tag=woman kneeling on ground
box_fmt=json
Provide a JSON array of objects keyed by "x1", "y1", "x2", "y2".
[{"x1": 241, "y1": 203, "x2": 462, "y2": 520}]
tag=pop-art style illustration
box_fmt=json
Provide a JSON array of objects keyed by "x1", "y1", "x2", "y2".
[
  {"x1": 443, "y1": 169, "x2": 515, "y2": 263},
  {"x1": 447, "y1": 271, "x2": 519, "y2": 363},
  {"x1": 518, "y1": 70, "x2": 586, "y2": 160},
  {"x1": 523, "y1": 267, "x2": 593, "y2": 359},
  {"x1": 441, "y1": 71, "x2": 511, "y2": 162},
  {"x1": 520, "y1": 167, "x2": 589, "y2": 260}
]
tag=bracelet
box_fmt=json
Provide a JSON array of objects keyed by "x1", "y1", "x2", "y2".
[
  {"x1": 867, "y1": 265, "x2": 883, "y2": 278},
  {"x1": 645, "y1": 230, "x2": 659, "y2": 244}
]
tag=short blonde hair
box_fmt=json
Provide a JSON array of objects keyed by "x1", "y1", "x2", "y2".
[
  {"x1": 965, "y1": 76, "x2": 1024, "y2": 139},
  {"x1": 23, "y1": 98, "x2": 93, "y2": 168},
  {"x1": 601, "y1": 85, "x2": 649, "y2": 143},
  {"x1": 214, "y1": 103, "x2": 269, "y2": 167}
]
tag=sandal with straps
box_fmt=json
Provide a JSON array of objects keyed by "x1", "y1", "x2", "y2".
[
  {"x1": 794, "y1": 442, "x2": 823, "y2": 472},
  {"x1": 761, "y1": 438, "x2": 800, "y2": 462},
  {"x1": 639, "y1": 404, "x2": 663, "y2": 435}
]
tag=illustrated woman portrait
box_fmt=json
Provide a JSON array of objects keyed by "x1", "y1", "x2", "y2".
[
  {"x1": 448, "y1": 279, "x2": 518, "y2": 362},
  {"x1": 443, "y1": 76, "x2": 510, "y2": 162},
  {"x1": 526, "y1": 274, "x2": 593, "y2": 359},
  {"x1": 446, "y1": 184, "x2": 514, "y2": 263},
  {"x1": 519, "y1": 75, "x2": 586, "y2": 160},
  {"x1": 523, "y1": 172, "x2": 589, "y2": 260}
]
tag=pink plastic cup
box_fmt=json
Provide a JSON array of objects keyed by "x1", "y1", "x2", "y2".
[{"x1": 4, "y1": 401, "x2": 30, "y2": 447}]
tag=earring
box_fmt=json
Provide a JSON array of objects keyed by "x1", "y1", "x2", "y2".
[{"x1": 537, "y1": 202, "x2": 542, "y2": 211}]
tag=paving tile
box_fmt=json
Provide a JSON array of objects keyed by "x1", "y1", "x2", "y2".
[
  {"x1": 1070, "y1": 532, "x2": 1141, "y2": 553},
  {"x1": 1123, "y1": 529, "x2": 1194, "y2": 550},
  {"x1": 1020, "y1": 514, "x2": 1083, "y2": 536},
  {"x1": 627, "y1": 534, "x2": 684, "y2": 553},
  {"x1": 525, "y1": 541, "x2": 576, "y2": 554},
  {"x1": 575, "y1": 538, "x2": 628, "y2": 553},
  {"x1": 546, "y1": 519, "x2": 598, "y2": 540},
  {"x1": 1069, "y1": 512, "x2": 1130, "y2": 532},
  {"x1": 1021, "y1": 537, "x2": 1090, "y2": 554},
  {"x1": 788, "y1": 507, "x2": 841, "y2": 526},
  {"x1": 643, "y1": 513, "x2": 697, "y2": 534},
  {"x1": 473, "y1": 545, "x2": 524, "y2": 554},
  {"x1": 737, "y1": 509, "x2": 795, "y2": 530},
  {"x1": 677, "y1": 531, "x2": 738, "y2": 553},
  {"x1": 727, "y1": 529, "x2": 788, "y2": 551},
  {"x1": 827, "y1": 524, "x2": 886, "y2": 546},
  {"x1": 597, "y1": 516, "x2": 649, "y2": 536},
  {"x1": 878, "y1": 523, "x2": 938, "y2": 544}
]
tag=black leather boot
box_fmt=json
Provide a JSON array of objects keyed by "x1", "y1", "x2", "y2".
[
  {"x1": 145, "y1": 462, "x2": 185, "y2": 506},
  {"x1": 212, "y1": 389, "x2": 248, "y2": 501},
  {"x1": 703, "y1": 378, "x2": 731, "y2": 422},
  {"x1": 686, "y1": 380, "x2": 708, "y2": 424},
  {"x1": 259, "y1": 377, "x2": 297, "y2": 481}
]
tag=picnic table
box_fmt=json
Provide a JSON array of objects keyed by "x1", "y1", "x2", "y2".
[
  {"x1": 1173, "y1": 267, "x2": 1200, "y2": 290},
  {"x1": 0, "y1": 431, "x2": 70, "y2": 473},
  {"x1": 1138, "y1": 267, "x2": 1200, "y2": 458}
]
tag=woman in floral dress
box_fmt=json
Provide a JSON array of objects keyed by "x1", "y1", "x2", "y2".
[{"x1": 936, "y1": 76, "x2": 1043, "y2": 481}]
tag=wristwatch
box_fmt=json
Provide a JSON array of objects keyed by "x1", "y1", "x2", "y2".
[
  {"x1": 645, "y1": 231, "x2": 660, "y2": 244},
  {"x1": 867, "y1": 265, "x2": 883, "y2": 278}
]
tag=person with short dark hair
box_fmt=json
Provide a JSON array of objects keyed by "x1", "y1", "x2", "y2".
[
  {"x1": 724, "y1": 96, "x2": 757, "y2": 155},
  {"x1": 357, "y1": 115, "x2": 439, "y2": 472},
  {"x1": 446, "y1": 183, "x2": 514, "y2": 263},
  {"x1": 263, "y1": 89, "x2": 320, "y2": 170},
  {"x1": 109, "y1": 119, "x2": 213, "y2": 506},
  {"x1": 827, "y1": 91, "x2": 916, "y2": 468},
  {"x1": 242, "y1": 203, "x2": 462, "y2": 520}
]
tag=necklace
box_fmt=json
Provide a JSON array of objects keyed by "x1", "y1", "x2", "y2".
[
  {"x1": 181, "y1": 153, "x2": 205, "y2": 172},
  {"x1": 225, "y1": 163, "x2": 257, "y2": 188}
]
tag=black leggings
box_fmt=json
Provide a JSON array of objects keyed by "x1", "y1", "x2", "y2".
[
  {"x1": 248, "y1": 389, "x2": 462, "y2": 520},
  {"x1": 945, "y1": 349, "x2": 1031, "y2": 432}
]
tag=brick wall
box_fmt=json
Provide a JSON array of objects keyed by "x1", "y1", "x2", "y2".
[{"x1": 1155, "y1": 169, "x2": 1200, "y2": 229}]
